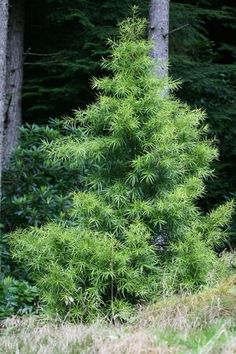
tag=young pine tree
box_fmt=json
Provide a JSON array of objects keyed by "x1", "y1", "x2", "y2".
[{"x1": 11, "y1": 12, "x2": 233, "y2": 321}]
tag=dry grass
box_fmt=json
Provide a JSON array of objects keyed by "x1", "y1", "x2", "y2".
[
  {"x1": 0, "y1": 318, "x2": 178, "y2": 354},
  {"x1": 1, "y1": 276, "x2": 236, "y2": 354},
  {"x1": 139, "y1": 276, "x2": 236, "y2": 330}
]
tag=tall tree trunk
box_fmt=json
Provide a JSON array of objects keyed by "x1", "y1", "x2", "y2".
[
  {"x1": 3, "y1": 0, "x2": 24, "y2": 168},
  {"x1": 0, "y1": 0, "x2": 9, "y2": 198},
  {"x1": 149, "y1": 0, "x2": 170, "y2": 250},
  {"x1": 149, "y1": 0, "x2": 169, "y2": 77}
]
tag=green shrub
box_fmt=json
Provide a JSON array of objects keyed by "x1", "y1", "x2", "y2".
[
  {"x1": 0, "y1": 276, "x2": 39, "y2": 319},
  {"x1": 1, "y1": 122, "x2": 80, "y2": 231},
  {"x1": 11, "y1": 222, "x2": 159, "y2": 321},
  {"x1": 10, "y1": 12, "x2": 233, "y2": 321},
  {"x1": 0, "y1": 121, "x2": 80, "y2": 318},
  {"x1": 161, "y1": 198, "x2": 234, "y2": 294}
]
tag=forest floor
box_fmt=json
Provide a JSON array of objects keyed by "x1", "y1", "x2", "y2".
[{"x1": 0, "y1": 276, "x2": 236, "y2": 354}]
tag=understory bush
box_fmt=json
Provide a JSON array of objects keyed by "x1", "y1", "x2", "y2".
[
  {"x1": 11, "y1": 222, "x2": 159, "y2": 321},
  {"x1": 10, "y1": 12, "x2": 234, "y2": 321},
  {"x1": 0, "y1": 121, "x2": 80, "y2": 318},
  {"x1": 0, "y1": 276, "x2": 38, "y2": 319},
  {"x1": 1, "y1": 122, "x2": 80, "y2": 232}
]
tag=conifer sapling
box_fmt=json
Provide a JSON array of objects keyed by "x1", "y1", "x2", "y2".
[{"x1": 11, "y1": 10, "x2": 234, "y2": 320}]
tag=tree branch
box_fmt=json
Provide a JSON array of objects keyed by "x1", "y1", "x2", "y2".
[{"x1": 164, "y1": 23, "x2": 189, "y2": 37}]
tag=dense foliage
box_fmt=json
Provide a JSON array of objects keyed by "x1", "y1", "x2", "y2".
[
  {"x1": 1, "y1": 122, "x2": 80, "y2": 232},
  {"x1": 10, "y1": 15, "x2": 233, "y2": 321},
  {"x1": 0, "y1": 123, "x2": 80, "y2": 319},
  {"x1": 1, "y1": 0, "x2": 236, "y2": 320},
  {"x1": 170, "y1": 1, "x2": 236, "y2": 243},
  {"x1": 22, "y1": 0, "x2": 236, "y2": 243},
  {"x1": 23, "y1": 0, "x2": 148, "y2": 123},
  {"x1": 11, "y1": 223, "x2": 159, "y2": 321},
  {"x1": 0, "y1": 276, "x2": 38, "y2": 318}
]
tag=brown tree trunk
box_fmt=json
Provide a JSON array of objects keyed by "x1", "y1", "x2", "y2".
[
  {"x1": 3, "y1": 0, "x2": 24, "y2": 169},
  {"x1": 0, "y1": 0, "x2": 9, "y2": 198},
  {"x1": 149, "y1": 0, "x2": 169, "y2": 77}
]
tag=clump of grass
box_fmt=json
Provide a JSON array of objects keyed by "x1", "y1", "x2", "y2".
[
  {"x1": 0, "y1": 277, "x2": 236, "y2": 354},
  {"x1": 139, "y1": 275, "x2": 236, "y2": 330}
]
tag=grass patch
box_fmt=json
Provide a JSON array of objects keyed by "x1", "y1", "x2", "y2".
[{"x1": 0, "y1": 276, "x2": 236, "y2": 353}]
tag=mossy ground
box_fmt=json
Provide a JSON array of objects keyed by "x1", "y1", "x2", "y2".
[{"x1": 1, "y1": 276, "x2": 236, "y2": 354}]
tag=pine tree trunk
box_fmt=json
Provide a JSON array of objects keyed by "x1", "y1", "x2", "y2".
[
  {"x1": 149, "y1": 0, "x2": 169, "y2": 77},
  {"x1": 0, "y1": 0, "x2": 9, "y2": 197},
  {"x1": 149, "y1": 0, "x2": 170, "y2": 249},
  {"x1": 3, "y1": 0, "x2": 24, "y2": 168}
]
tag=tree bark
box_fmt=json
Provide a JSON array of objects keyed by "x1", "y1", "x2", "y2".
[
  {"x1": 149, "y1": 0, "x2": 170, "y2": 250},
  {"x1": 149, "y1": 0, "x2": 169, "y2": 77},
  {"x1": 3, "y1": 0, "x2": 24, "y2": 169},
  {"x1": 0, "y1": 0, "x2": 9, "y2": 198}
]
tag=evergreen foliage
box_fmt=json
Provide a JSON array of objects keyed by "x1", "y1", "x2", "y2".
[
  {"x1": 169, "y1": 1, "x2": 236, "y2": 242},
  {"x1": 0, "y1": 122, "x2": 79, "y2": 318},
  {"x1": 0, "y1": 276, "x2": 38, "y2": 319},
  {"x1": 1, "y1": 122, "x2": 80, "y2": 232},
  {"x1": 11, "y1": 13, "x2": 233, "y2": 321},
  {"x1": 22, "y1": 0, "x2": 236, "y2": 244},
  {"x1": 11, "y1": 223, "x2": 159, "y2": 321},
  {"x1": 23, "y1": 0, "x2": 148, "y2": 123}
]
